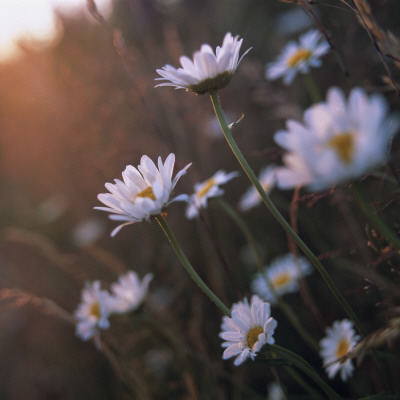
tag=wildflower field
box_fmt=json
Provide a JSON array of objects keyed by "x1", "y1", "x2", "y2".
[{"x1": 1, "y1": 0, "x2": 400, "y2": 399}]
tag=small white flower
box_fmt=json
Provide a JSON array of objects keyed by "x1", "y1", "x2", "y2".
[
  {"x1": 74, "y1": 281, "x2": 113, "y2": 342},
  {"x1": 267, "y1": 382, "x2": 285, "y2": 400},
  {"x1": 220, "y1": 295, "x2": 277, "y2": 366},
  {"x1": 156, "y1": 32, "x2": 251, "y2": 94},
  {"x1": 238, "y1": 165, "x2": 276, "y2": 211},
  {"x1": 95, "y1": 153, "x2": 191, "y2": 236},
  {"x1": 72, "y1": 218, "x2": 105, "y2": 247},
  {"x1": 274, "y1": 87, "x2": 400, "y2": 191},
  {"x1": 109, "y1": 271, "x2": 153, "y2": 314},
  {"x1": 273, "y1": 9, "x2": 315, "y2": 36},
  {"x1": 320, "y1": 319, "x2": 360, "y2": 381},
  {"x1": 266, "y1": 29, "x2": 329, "y2": 85},
  {"x1": 185, "y1": 170, "x2": 239, "y2": 219},
  {"x1": 251, "y1": 253, "x2": 312, "y2": 304}
]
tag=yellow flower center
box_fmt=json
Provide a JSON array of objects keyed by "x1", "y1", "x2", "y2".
[
  {"x1": 335, "y1": 338, "x2": 350, "y2": 359},
  {"x1": 135, "y1": 186, "x2": 156, "y2": 201},
  {"x1": 287, "y1": 48, "x2": 312, "y2": 68},
  {"x1": 272, "y1": 272, "x2": 291, "y2": 288},
  {"x1": 246, "y1": 326, "x2": 264, "y2": 349},
  {"x1": 89, "y1": 302, "x2": 101, "y2": 319},
  {"x1": 197, "y1": 178, "x2": 216, "y2": 199},
  {"x1": 327, "y1": 132, "x2": 354, "y2": 165}
]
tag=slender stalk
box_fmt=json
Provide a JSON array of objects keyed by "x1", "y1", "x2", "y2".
[
  {"x1": 352, "y1": 182, "x2": 400, "y2": 250},
  {"x1": 284, "y1": 366, "x2": 325, "y2": 400},
  {"x1": 156, "y1": 215, "x2": 231, "y2": 316},
  {"x1": 216, "y1": 198, "x2": 264, "y2": 268},
  {"x1": 210, "y1": 91, "x2": 365, "y2": 336},
  {"x1": 269, "y1": 344, "x2": 342, "y2": 400},
  {"x1": 217, "y1": 198, "x2": 319, "y2": 352},
  {"x1": 302, "y1": 73, "x2": 322, "y2": 104}
]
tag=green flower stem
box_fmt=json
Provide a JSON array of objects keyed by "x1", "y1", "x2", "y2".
[
  {"x1": 156, "y1": 215, "x2": 231, "y2": 317},
  {"x1": 302, "y1": 73, "x2": 322, "y2": 104},
  {"x1": 270, "y1": 344, "x2": 342, "y2": 400},
  {"x1": 216, "y1": 198, "x2": 264, "y2": 268},
  {"x1": 217, "y1": 198, "x2": 319, "y2": 352},
  {"x1": 352, "y1": 182, "x2": 400, "y2": 250},
  {"x1": 210, "y1": 91, "x2": 365, "y2": 337},
  {"x1": 284, "y1": 366, "x2": 326, "y2": 400}
]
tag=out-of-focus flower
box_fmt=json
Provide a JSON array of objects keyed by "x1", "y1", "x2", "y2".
[
  {"x1": 266, "y1": 29, "x2": 329, "y2": 85},
  {"x1": 251, "y1": 253, "x2": 312, "y2": 303},
  {"x1": 320, "y1": 319, "x2": 360, "y2": 381},
  {"x1": 95, "y1": 153, "x2": 191, "y2": 236},
  {"x1": 185, "y1": 170, "x2": 239, "y2": 219},
  {"x1": 267, "y1": 382, "x2": 285, "y2": 400},
  {"x1": 274, "y1": 87, "x2": 400, "y2": 191},
  {"x1": 220, "y1": 295, "x2": 277, "y2": 366},
  {"x1": 204, "y1": 112, "x2": 234, "y2": 139},
  {"x1": 71, "y1": 218, "x2": 105, "y2": 246},
  {"x1": 238, "y1": 165, "x2": 276, "y2": 211},
  {"x1": 37, "y1": 194, "x2": 69, "y2": 223},
  {"x1": 274, "y1": 9, "x2": 315, "y2": 35},
  {"x1": 155, "y1": 32, "x2": 250, "y2": 94},
  {"x1": 74, "y1": 281, "x2": 113, "y2": 342},
  {"x1": 109, "y1": 271, "x2": 153, "y2": 314}
]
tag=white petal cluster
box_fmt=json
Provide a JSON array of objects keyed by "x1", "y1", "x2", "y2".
[
  {"x1": 109, "y1": 271, "x2": 153, "y2": 314},
  {"x1": 320, "y1": 319, "x2": 360, "y2": 381},
  {"x1": 185, "y1": 170, "x2": 239, "y2": 219},
  {"x1": 95, "y1": 153, "x2": 191, "y2": 236},
  {"x1": 156, "y1": 33, "x2": 250, "y2": 94},
  {"x1": 74, "y1": 271, "x2": 153, "y2": 342},
  {"x1": 251, "y1": 253, "x2": 312, "y2": 303},
  {"x1": 274, "y1": 87, "x2": 399, "y2": 191},
  {"x1": 266, "y1": 29, "x2": 329, "y2": 85},
  {"x1": 238, "y1": 165, "x2": 276, "y2": 211},
  {"x1": 74, "y1": 281, "x2": 113, "y2": 342},
  {"x1": 220, "y1": 295, "x2": 277, "y2": 366}
]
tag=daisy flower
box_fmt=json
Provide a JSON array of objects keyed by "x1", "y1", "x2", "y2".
[
  {"x1": 155, "y1": 32, "x2": 251, "y2": 94},
  {"x1": 251, "y1": 253, "x2": 312, "y2": 303},
  {"x1": 220, "y1": 295, "x2": 277, "y2": 366},
  {"x1": 109, "y1": 271, "x2": 153, "y2": 314},
  {"x1": 74, "y1": 281, "x2": 113, "y2": 342},
  {"x1": 274, "y1": 87, "x2": 400, "y2": 191},
  {"x1": 185, "y1": 170, "x2": 239, "y2": 219},
  {"x1": 320, "y1": 319, "x2": 360, "y2": 381},
  {"x1": 266, "y1": 29, "x2": 329, "y2": 85},
  {"x1": 95, "y1": 153, "x2": 191, "y2": 236},
  {"x1": 238, "y1": 165, "x2": 276, "y2": 211},
  {"x1": 267, "y1": 382, "x2": 285, "y2": 400}
]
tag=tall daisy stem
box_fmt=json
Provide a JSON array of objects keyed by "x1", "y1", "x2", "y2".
[
  {"x1": 352, "y1": 182, "x2": 400, "y2": 250},
  {"x1": 210, "y1": 91, "x2": 364, "y2": 335},
  {"x1": 156, "y1": 215, "x2": 231, "y2": 317},
  {"x1": 269, "y1": 344, "x2": 342, "y2": 400}
]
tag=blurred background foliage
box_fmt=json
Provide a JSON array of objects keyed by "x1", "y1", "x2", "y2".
[{"x1": 1, "y1": 0, "x2": 400, "y2": 398}]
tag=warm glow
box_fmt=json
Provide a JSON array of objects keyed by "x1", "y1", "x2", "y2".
[{"x1": 0, "y1": 0, "x2": 112, "y2": 63}]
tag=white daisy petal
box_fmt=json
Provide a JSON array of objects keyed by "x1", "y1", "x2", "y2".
[
  {"x1": 95, "y1": 153, "x2": 191, "y2": 235},
  {"x1": 273, "y1": 87, "x2": 399, "y2": 191},
  {"x1": 184, "y1": 170, "x2": 239, "y2": 219},
  {"x1": 109, "y1": 271, "x2": 153, "y2": 314},
  {"x1": 266, "y1": 29, "x2": 329, "y2": 85},
  {"x1": 320, "y1": 319, "x2": 360, "y2": 381},
  {"x1": 74, "y1": 281, "x2": 113, "y2": 342},
  {"x1": 251, "y1": 253, "x2": 312, "y2": 304},
  {"x1": 220, "y1": 296, "x2": 277, "y2": 366},
  {"x1": 156, "y1": 32, "x2": 250, "y2": 94}
]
